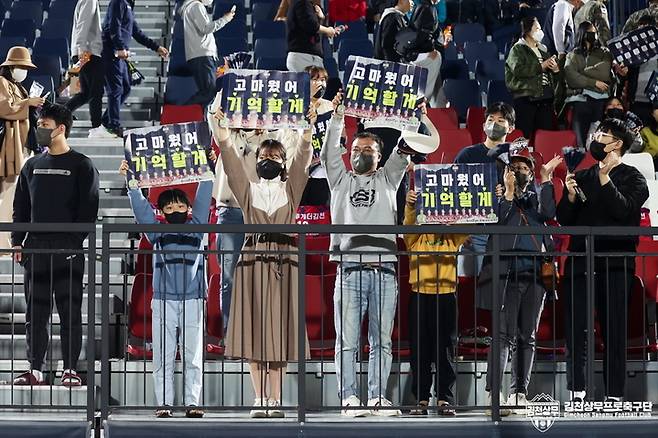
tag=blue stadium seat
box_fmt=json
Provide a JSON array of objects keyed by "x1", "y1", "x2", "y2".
[
  {"x1": 463, "y1": 41, "x2": 500, "y2": 71},
  {"x1": 254, "y1": 38, "x2": 287, "y2": 61},
  {"x1": 253, "y1": 20, "x2": 286, "y2": 39},
  {"x1": 251, "y1": 2, "x2": 276, "y2": 22},
  {"x1": 443, "y1": 79, "x2": 481, "y2": 121},
  {"x1": 0, "y1": 37, "x2": 27, "y2": 61},
  {"x1": 167, "y1": 38, "x2": 192, "y2": 76},
  {"x1": 217, "y1": 37, "x2": 248, "y2": 58},
  {"x1": 214, "y1": 19, "x2": 248, "y2": 40},
  {"x1": 46, "y1": 0, "x2": 76, "y2": 20},
  {"x1": 30, "y1": 54, "x2": 62, "y2": 87},
  {"x1": 440, "y1": 59, "x2": 469, "y2": 80},
  {"x1": 337, "y1": 39, "x2": 373, "y2": 71},
  {"x1": 324, "y1": 56, "x2": 339, "y2": 79},
  {"x1": 487, "y1": 79, "x2": 513, "y2": 105},
  {"x1": 334, "y1": 20, "x2": 369, "y2": 49},
  {"x1": 9, "y1": 1, "x2": 44, "y2": 28},
  {"x1": 1, "y1": 18, "x2": 37, "y2": 47},
  {"x1": 41, "y1": 18, "x2": 73, "y2": 41},
  {"x1": 475, "y1": 59, "x2": 505, "y2": 92},
  {"x1": 213, "y1": 0, "x2": 246, "y2": 22},
  {"x1": 453, "y1": 23, "x2": 486, "y2": 47},
  {"x1": 164, "y1": 76, "x2": 198, "y2": 105},
  {"x1": 251, "y1": 0, "x2": 280, "y2": 5},
  {"x1": 33, "y1": 37, "x2": 70, "y2": 71},
  {"x1": 443, "y1": 42, "x2": 458, "y2": 61},
  {"x1": 255, "y1": 57, "x2": 286, "y2": 70}
]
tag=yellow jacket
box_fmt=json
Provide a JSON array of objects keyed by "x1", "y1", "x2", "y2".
[{"x1": 403, "y1": 205, "x2": 468, "y2": 294}]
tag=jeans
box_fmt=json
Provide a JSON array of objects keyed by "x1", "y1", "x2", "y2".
[
  {"x1": 334, "y1": 262, "x2": 398, "y2": 401},
  {"x1": 217, "y1": 207, "x2": 244, "y2": 336},
  {"x1": 187, "y1": 56, "x2": 218, "y2": 111},
  {"x1": 66, "y1": 55, "x2": 104, "y2": 128},
  {"x1": 152, "y1": 298, "x2": 204, "y2": 406},
  {"x1": 101, "y1": 48, "x2": 131, "y2": 131},
  {"x1": 459, "y1": 234, "x2": 488, "y2": 277}
]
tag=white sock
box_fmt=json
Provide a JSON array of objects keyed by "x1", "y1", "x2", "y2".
[
  {"x1": 569, "y1": 390, "x2": 586, "y2": 400},
  {"x1": 31, "y1": 369, "x2": 43, "y2": 381},
  {"x1": 62, "y1": 369, "x2": 77, "y2": 375}
]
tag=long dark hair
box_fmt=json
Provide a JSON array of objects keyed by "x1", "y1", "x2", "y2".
[
  {"x1": 520, "y1": 16, "x2": 537, "y2": 40},
  {"x1": 257, "y1": 138, "x2": 288, "y2": 180},
  {"x1": 574, "y1": 21, "x2": 599, "y2": 54},
  {"x1": 0, "y1": 66, "x2": 28, "y2": 97}
]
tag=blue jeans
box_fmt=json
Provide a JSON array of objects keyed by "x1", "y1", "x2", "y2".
[
  {"x1": 333, "y1": 262, "x2": 398, "y2": 401},
  {"x1": 101, "y1": 48, "x2": 130, "y2": 131},
  {"x1": 459, "y1": 234, "x2": 489, "y2": 277},
  {"x1": 217, "y1": 207, "x2": 244, "y2": 336}
]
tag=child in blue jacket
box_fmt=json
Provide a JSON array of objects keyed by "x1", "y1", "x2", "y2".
[{"x1": 120, "y1": 160, "x2": 213, "y2": 418}]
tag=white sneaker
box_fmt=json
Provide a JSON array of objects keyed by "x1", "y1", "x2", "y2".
[
  {"x1": 341, "y1": 395, "x2": 371, "y2": 417},
  {"x1": 506, "y1": 392, "x2": 528, "y2": 415},
  {"x1": 88, "y1": 126, "x2": 118, "y2": 139},
  {"x1": 367, "y1": 397, "x2": 401, "y2": 417},
  {"x1": 486, "y1": 391, "x2": 511, "y2": 417},
  {"x1": 267, "y1": 399, "x2": 284, "y2": 418},
  {"x1": 250, "y1": 398, "x2": 268, "y2": 418}
]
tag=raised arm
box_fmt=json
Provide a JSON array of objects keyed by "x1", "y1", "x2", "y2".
[
  {"x1": 287, "y1": 128, "x2": 313, "y2": 205},
  {"x1": 320, "y1": 111, "x2": 348, "y2": 189},
  {"x1": 190, "y1": 179, "x2": 213, "y2": 225}
]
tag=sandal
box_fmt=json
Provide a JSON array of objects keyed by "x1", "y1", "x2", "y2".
[
  {"x1": 438, "y1": 400, "x2": 456, "y2": 417},
  {"x1": 409, "y1": 400, "x2": 429, "y2": 415},
  {"x1": 155, "y1": 409, "x2": 173, "y2": 418},
  {"x1": 186, "y1": 408, "x2": 205, "y2": 418},
  {"x1": 60, "y1": 370, "x2": 82, "y2": 387}
]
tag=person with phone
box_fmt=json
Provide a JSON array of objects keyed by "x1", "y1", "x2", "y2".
[
  {"x1": 178, "y1": 0, "x2": 235, "y2": 112},
  {"x1": 286, "y1": 0, "x2": 337, "y2": 72}
]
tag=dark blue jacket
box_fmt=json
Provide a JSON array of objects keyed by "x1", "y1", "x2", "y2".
[{"x1": 102, "y1": 0, "x2": 159, "y2": 52}]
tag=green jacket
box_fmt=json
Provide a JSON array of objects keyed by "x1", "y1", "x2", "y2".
[
  {"x1": 564, "y1": 47, "x2": 613, "y2": 98},
  {"x1": 505, "y1": 39, "x2": 556, "y2": 99}
]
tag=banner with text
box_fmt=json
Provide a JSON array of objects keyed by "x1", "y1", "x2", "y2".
[
  {"x1": 343, "y1": 56, "x2": 427, "y2": 129},
  {"x1": 608, "y1": 26, "x2": 658, "y2": 66},
  {"x1": 220, "y1": 69, "x2": 311, "y2": 130},
  {"x1": 414, "y1": 163, "x2": 498, "y2": 224},
  {"x1": 124, "y1": 121, "x2": 212, "y2": 188}
]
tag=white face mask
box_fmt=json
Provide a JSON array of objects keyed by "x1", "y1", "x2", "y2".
[
  {"x1": 200, "y1": 0, "x2": 212, "y2": 6},
  {"x1": 11, "y1": 68, "x2": 27, "y2": 83},
  {"x1": 531, "y1": 29, "x2": 544, "y2": 43}
]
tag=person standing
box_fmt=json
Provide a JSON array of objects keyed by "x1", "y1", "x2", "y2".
[
  {"x1": 101, "y1": 0, "x2": 169, "y2": 137},
  {"x1": 12, "y1": 103, "x2": 99, "y2": 387},
  {"x1": 621, "y1": 0, "x2": 658, "y2": 33},
  {"x1": 558, "y1": 118, "x2": 649, "y2": 403},
  {"x1": 286, "y1": 0, "x2": 336, "y2": 72},
  {"x1": 67, "y1": 0, "x2": 107, "y2": 139},
  {"x1": 574, "y1": 0, "x2": 611, "y2": 45},
  {"x1": 374, "y1": 0, "x2": 411, "y2": 63},
  {"x1": 542, "y1": 0, "x2": 581, "y2": 58},
  {"x1": 179, "y1": 0, "x2": 235, "y2": 111}
]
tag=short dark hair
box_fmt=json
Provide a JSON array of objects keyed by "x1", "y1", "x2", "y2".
[
  {"x1": 639, "y1": 14, "x2": 657, "y2": 27},
  {"x1": 39, "y1": 103, "x2": 73, "y2": 138},
  {"x1": 157, "y1": 189, "x2": 191, "y2": 210},
  {"x1": 353, "y1": 131, "x2": 383, "y2": 152},
  {"x1": 597, "y1": 117, "x2": 635, "y2": 155},
  {"x1": 304, "y1": 65, "x2": 328, "y2": 79},
  {"x1": 257, "y1": 138, "x2": 288, "y2": 180},
  {"x1": 485, "y1": 102, "x2": 516, "y2": 126}
]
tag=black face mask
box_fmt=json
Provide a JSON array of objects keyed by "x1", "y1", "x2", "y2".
[
  {"x1": 257, "y1": 159, "x2": 284, "y2": 180},
  {"x1": 36, "y1": 127, "x2": 55, "y2": 146},
  {"x1": 514, "y1": 170, "x2": 531, "y2": 190},
  {"x1": 351, "y1": 153, "x2": 375, "y2": 174},
  {"x1": 164, "y1": 211, "x2": 188, "y2": 224},
  {"x1": 313, "y1": 84, "x2": 326, "y2": 99},
  {"x1": 606, "y1": 108, "x2": 625, "y2": 120},
  {"x1": 590, "y1": 140, "x2": 610, "y2": 161}
]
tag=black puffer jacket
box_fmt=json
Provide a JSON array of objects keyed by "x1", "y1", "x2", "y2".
[
  {"x1": 374, "y1": 7, "x2": 408, "y2": 61},
  {"x1": 410, "y1": 0, "x2": 439, "y2": 54}
]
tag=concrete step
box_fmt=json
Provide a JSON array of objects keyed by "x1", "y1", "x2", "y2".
[
  {"x1": 99, "y1": 196, "x2": 131, "y2": 210},
  {"x1": 92, "y1": 155, "x2": 127, "y2": 172},
  {"x1": 74, "y1": 144, "x2": 124, "y2": 156},
  {"x1": 98, "y1": 208, "x2": 136, "y2": 219},
  {"x1": 100, "y1": 96, "x2": 156, "y2": 105},
  {"x1": 73, "y1": 107, "x2": 151, "y2": 122},
  {"x1": 0, "y1": 384, "x2": 90, "y2": 406},
  {"x1": 0, "y1": 334, "x2": 89, "y2": 361},
  {"x1": 71, "y1": 120, "x2": 154, "y2": 132}
]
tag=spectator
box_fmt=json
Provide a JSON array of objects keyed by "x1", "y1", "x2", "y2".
[
  {"x1": 482, "y1": 0, "x2": 521, "y2": 37},
  {"x1": 621, "y1": 0, "x2": 658, "y2": 33},
  {"x1": 624, "y1": 15, "x2": 658, "y2": 125},
  {"x1": 506, "y1": 17, "x2": 560, "y2": 138},
  {"x1": 479, "y1": 143, "x2": 561, "y2": 416},
  {"x1": 101, "y1": 0, "x2": 169, "y2": 137},
  {"x1": 455, "y1": 102, "x2": 516, "y2": 276},
  {"x1": 585, "y1": 96, "x2": 627, "y2": 148},
  {"x1": 542, "y1": 0, "x2": 581, "y2": 58},
  {"x1": 0, "y1": 47, "x2": 44, "y2": 249},
  {"x1": 179, "y1": 0, "x2": 235, "y2": 112},
  {"x1": 209, "y1": 98, "x2": 313, "y2": 419},
  {"x1": 274, "y1": 0, "x2": 291, "y2": 20},
  {"x1": 407, "y1": 0, "x2": 447, "y2": 25},
  {"x1": 329, "y1": 0, "x2": 367, "y2": 22},
  {"x1": 67, "y1": 0, "x2": 106, "y2": 139},
  {"x1": 286, "y1": 0, "x2": 336, "y2": 72},
  {"x1": 639, "y1": 103, "x2": 658, "y2": 168},
  {"x1": 120, "y1": 162, "x2": 212, "y2": 418},
  {"x1": 374, "y1": 0, "x2": 412, "y2": 63},
  {"x1": 574, "y1": 0, "x2": 611, "y2": 45},
  {"x1": 403, "y1": 190, "x2": 467, "y2": 416},
  {"x1": 367, "y1": 0, "x2": 397, "y2": 30},
  {"x1": 12, "y1": 104, "x2": 99, "y2": 387},
  {"x1": 558, "y1": 118, "x2": 649, "y2": 403},
  {"x1": 564, "y1": 21, "x2": 614, "y2": 147}
]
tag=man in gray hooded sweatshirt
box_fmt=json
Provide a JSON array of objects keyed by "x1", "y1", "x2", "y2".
[{"x1": 179, "y1": 0, "x2": 235, "y2": 109}]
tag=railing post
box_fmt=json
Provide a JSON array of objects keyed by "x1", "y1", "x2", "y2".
[
  {"x1": 86, "y1": 226, "x2": 96, "y2": 423},
  {"x1": 101, "y1": 229, "x2": 111, "y2": 420},
  {"x1": 586, "y1": 231, "x2": 595, "y2": 400},
  {"x1": 297, "y1": 233, "x2": 307, "y2": 423},
  {"x1": 490, "y1": 233, "x2": 501, "y2": 422}
]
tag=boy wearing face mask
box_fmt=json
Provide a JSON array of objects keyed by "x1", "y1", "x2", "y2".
[
  {"x1": 478, "y1": 141, "x2": 561, "y2": 415},
  {"x1": 12, "y1": 104, "x2": 99, "y2": 388},
  {"x1": 558, "y1": 118, "x2": 649, "y2": 404},
  {"x1": 179, "y1": 0, "x2": 235, "y2": 111},
  {"x1": 120, "y1": 161, "x2": 213, "y2": 418}
]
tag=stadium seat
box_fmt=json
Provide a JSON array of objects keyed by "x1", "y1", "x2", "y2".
[
  {"x1": 41, "y1": 18, "x2": 73, "y2": 40},
  {"x1": 172, "y1": 19, "x2": 185, "y2": 41},
  {"x1": 475, "y1": 59, "x2": 505, "y2": 92},
  {"x1": 205, "y1": 274, "x2": 224, "y2": 355},
  {"x1": 167, "y1": 38, "x2": 192, "y2": 76},
  {"x1": 533, "y1": 129, "x2": 577, "y2": 160},
  {"x1": 8, "y1": 1, "x2": 43, "y2": 28},
  {"x1": 440, "y1": 59, "x2": 469, "y2": 80},
  {"x1": 213, "y1": 0, "x2": 246, "y2": 21},
  {"x1": 337, "y1": 39, "x2": 374, "y2": 70},
  {"x1": 0, "y1": 18, "x2": 37, "y2": 47},
  {"x1": 253, "y1": 20, "x2": 286, "y2": 39},
  {"x1": 128, "y1": 273, "x2": 154, "y2": 342},
  {"x1": 217, "y1": 37, "x2": 248, "y2": 58},
  {"x1": 426, "y1": 107, "x2": 459, "y2": 130},
  {"x1": 626, "y1": 276, "x2": 658, "y2": 357},
  {"x1": 324, "y1": 56, "x2": 339, "y2": 79},
  {"x1": 0, "y1": 36, "x2": 26, "y2": 60},
  {"x1": 251, "y1": 1, "x2": 276, "y2": 22},
  {"x1": 334, "y1": 20, "x2": 368, "y2": 47},
  {"x1": 453, "y1": 23, "x2": 486, "y2": 48},
  {"x1": 535, "y1": 295, "x2": 567, "y2": 356},
  {"x1": 456, "y1": 276, "x2": 492, "y2": 359},
  {"x1": 305, "y1": 234, "x2": 335, "y2": 276},
  {"x1": 30, "y1": 54, "x2": 62, "y2": 87},
  {"x1": 425, "y1": 128, "x2": 473, "y2": 164},
  {"x1": 507, "y1": 128, "x2": 524, "y2": 142},
  {"x1": 466, "y1": 106, "x2": 486, "y2": 144},
  {"x1": 254, "y1": 38, "x2": 287, "y2": 61},
  {"x1": 45, "y1": 0, "x2": 76, "y2": 20},
  {"x1": 486, "y1": 80, "x2": 513, "y2": 105},
  {"x1": 622, "y1": 152, "x2": 656, "y2": 181},
  {"x1": 463, "y1": 41, "x2": 499, "y2": 71},
  {"x1": 305, "y1": 274, "x2": 336, "y2": 358},
  {"x1": 164, "y1": 76, "x2": 198, "y2": 105},
  {"x1": 443, "y1": 79, "x2": 481, "y2": 121},
  {"x1": 33, "y1": 37, "x2": 70, "y2": 72},
  {"x1": 255, "y1": 56, "x2": 287, "y2": 70},
  {"x1": 160, "y1": 104, "x2": 204, "y2": 125},
  {"x1": 443, "y1": 42, "x2": 458, "y2": 61}
]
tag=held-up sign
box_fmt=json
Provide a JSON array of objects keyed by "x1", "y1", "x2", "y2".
[
  {"x1": 645, "y1": 70, "x2": 658, "y2": 104},
  {"x1": 220, "y1": 69, "x2": 311, "y2": 130},
  {"x1": 343, "y1": 56, "x2": 427, "y2": 129},
  {"x1": 414, "y1": 163, "x2": 498, "y2": 224},
  {"x1": 607, "y1": 26, "x2": 658, "y2": 66},
  {"x1": 124, "y1": 121, "x2": 213, "y2": 188}
]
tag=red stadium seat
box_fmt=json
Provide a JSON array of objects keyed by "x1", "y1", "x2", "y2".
[
  {"x1": 426, "y1": 129, "x2": 473, "y2": 164},
  {"x1": 427, "y1": 107, "x2": 459, "y2": 130},
  {"x1": 160, "y1": 104, "x2": 204, "y2": 125},
  {"x1": 206, "y1": 274, "x2": 225, "y2": 356},
  {"x1": 533, "y1": 129, "x2": 577, "y2": 160},
  {"x1": 535, "y1": 293, "x2": 566, "y2": 356},
  {"x1": 127, "y1": 273, "x2": 154, "y2": 359},
  {"x1": 466, "y1": 106, "x2": 485, "y2": 144},
  {"x1": 456, "y1": 276, "x2": 492, "y2": 359},
  {"x1": 306, "y1": 274, "x2": 337, "y2": 358},
  {"x1": 626, "y1": 276, "x2": 658, "y2": 357},
  {"x1": 305, "y1": 235, "x2": 336, "y2": 276},
  {"x1": 507, "y1": 128, "x2": 524, "y2": 142}
]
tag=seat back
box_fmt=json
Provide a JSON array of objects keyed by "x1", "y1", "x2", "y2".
[
  {"x1": 426, "y1": 128, "x2": 473, "y2": 164},
  {"x1": 337, "y1": 39, "x2": 373, "y2": 70},
  {"x1": 252, "y1": 20, "x2": 286, "y2": 39},
  {"x1": 253, "y1": 38, "x2": 287, "y2": 61},
  {"x1": 443, "y1": 79, "x2": 481, "y2": 121},
  {"x1": 30, "y1": 53, "x2": 62, "y2": 87},
  {"x1": 463, "y1": 41, "x2": 499, "y2": 70},
  {"x1": 0, "y1": 36, "x2": 26, "y2": 60},
  {"x1": 440, "y1": 59, "x2": 469, "y2": 80},
  {"x1": 128, "y1": 273, "x2": 154, "y2": 340},
  {"x1": 41, "y1": 18, "x2": 73, "y2": 40},
  {"x1": 164, "y1": 76, "x2": 198, "y2": 105},
  {"x1": 9, "y1": 1, "x2": 44, "y2": 28},
  {"x1": 33, "y1": 37, "x2": 70, "y2": 70},
  {"x1": 217, "y1": 37, "x2": 248, "y2": 58},
  {"x1": 426, "y1": 107, "x2": 459, "y2": 130},
  {"x1": 453, "y1": 23, "x2": 486, "y2": 47},
  {"x1": 160, "y1": 104, "x2": 204, "y2": 125},
  {"x1": 1, "y1": 18, "x2": 37, "y2": 46},
  {"x1": 251, "y1": 1, "x2": 277, "y2": 22},
  {"x1": 466, "y1": 106, "x2": 486, "y2": 144},
  {"x1": 206, "y1": 273, "x2": 223, "y2": 339},
  {"x1": 486, "y1": 79, "x2": 513, "y2": 105},
  {"x1": 255, "y1": 56, "x2": 287, "y2": 70}
]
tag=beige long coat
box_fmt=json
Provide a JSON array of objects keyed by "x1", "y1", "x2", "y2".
[{"x1": 0, "y1": 76, "x2": 29, "y2": 179}]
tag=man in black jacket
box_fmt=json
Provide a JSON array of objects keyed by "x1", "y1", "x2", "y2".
[
  {"x1": 286, "y1": 0, "x2": 337, "y2": 72},
  {"x1": 373, "y1": 0, "x2": 411, "y2": 62},
  {"x1": 558, "y1": 118, "x2": 649, "y2": 403}
]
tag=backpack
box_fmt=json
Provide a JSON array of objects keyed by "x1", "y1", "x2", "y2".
[{"x1": 394, "y1": 27, "x2": 420, "y2": 62}]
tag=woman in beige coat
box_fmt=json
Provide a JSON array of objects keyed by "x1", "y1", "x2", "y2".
[{"x1": 0, "y1": 47, "x2": 45, "y2": 247}]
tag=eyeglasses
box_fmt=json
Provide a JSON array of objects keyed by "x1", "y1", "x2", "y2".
[{"x1": 591, "y1": 131, "x2": 619, "y2": 142}]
